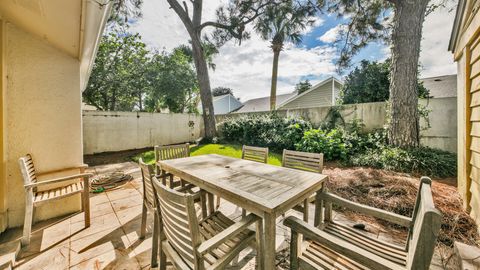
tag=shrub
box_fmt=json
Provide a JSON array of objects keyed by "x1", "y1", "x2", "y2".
[
  {"x1": 220, "y1": 113, "x2": 312, "y2": 151},
  {"x1": 349, "y1": 146, "x2": 457, "y2": 178},
  {"x1": 295, "y1": 129, "x2": 346, "y2": 161}
]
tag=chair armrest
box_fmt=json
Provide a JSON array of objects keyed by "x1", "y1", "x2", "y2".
[
  {"x1": 175, "y1": 184, "x2": 196, "y2": 193},
  {"x1": 321, "y1": 192, "x2": 412, "y2": 227},
  {"x1": 36, "y1": 164, "x2": 89, "y2": 177},
  {"x1": 197, "y1": 213, "x2": 259, "y2": 256},
  {"x1": 25, "y1": 173, "x2": 92, "y2": 189},
  {"x1": 283, "y1": 216, "x2": 403, "y2": 270}
]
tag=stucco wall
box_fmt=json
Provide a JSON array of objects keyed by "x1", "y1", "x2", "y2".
[
  {"x1": 83, "y1": 111, "x2": 204, "y2": 154},
  {"x1": 217, "y1": 98, "x2": 457, "y2": 153},
  {"x1": 4, "y1": 22, "x2": 84, "y2": 227}
]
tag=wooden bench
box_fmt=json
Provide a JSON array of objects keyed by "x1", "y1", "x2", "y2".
[
  {"x1": 18, "y1": 154, "x2": 91, "y2": 246},
  {"x1": 284, "y1": 177, "x2": 442, "y2": 270}
]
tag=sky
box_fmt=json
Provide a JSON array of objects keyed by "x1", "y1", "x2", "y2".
[{"x1": 129, "y1": 1, "x2": 458, "y2": 102}]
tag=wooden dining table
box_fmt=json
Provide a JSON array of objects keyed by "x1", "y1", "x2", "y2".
[{"x1": 157, "y1": 154, "x2": 328, "y2": 270}]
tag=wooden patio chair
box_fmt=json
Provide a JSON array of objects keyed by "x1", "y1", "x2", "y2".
[
  {"x1": 282, "y1": 149, "x2": 323, "y2": 221},
  {"x1": 284, "y1": 177, "x2": 442, "y2": 270},
  {"x1": 18, "y1": 154, "x2": 91, "y2": 246},
  {"x1": 151, "y1": 178, "x2": 263, "y2": 270},
  {"x1": 154, "y1": 143, "x2": 190, "y2": 188},
  {"x1": 241, "y1": 145, "x2": 268, "y2": 163},
  {"x1": 139, "y1": 158, "x2": 209, "y2": 267},
  {"x1": 215, "y1": 145, "x2": 268, "y2": 212}
]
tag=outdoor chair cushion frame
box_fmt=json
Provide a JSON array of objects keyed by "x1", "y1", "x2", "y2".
[
  {"x1": 151, "y1": 177, "x2": 263, "y2": 270},
  {"x1": 215, "y1": 145, "x2": 269, "y2": 213},
  {"x1": 284, "y1": 177, "x2": 442, "y2": 270},
  {"x1": 18, "y1": 154, "x2": 91, "y2": 247}
]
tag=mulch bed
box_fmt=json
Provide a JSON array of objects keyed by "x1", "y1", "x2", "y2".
[{"x1": 323, "y1": 162, "x2": 478, "y2": 268}]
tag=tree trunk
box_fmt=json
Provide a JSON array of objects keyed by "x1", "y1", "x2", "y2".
[
  {"x1": 166, "y1": 0, "x2": 217, "y2": 139},
  {"x1": 270, "y1": 48, "x2": 281, "y2": 111},
  {"x1": 190, "y1": 36, "x2": 217, "y2": 139},
  {"x1": 388, "y1": 0, "x2": 429, "y2": 147}
]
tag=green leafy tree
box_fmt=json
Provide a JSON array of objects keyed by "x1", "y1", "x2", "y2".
[
  {"x1": 255, "y1": 1, "x2": 316, "y2": 110},
  {"x1": 145, "y1": 50, "x2": 199, "y2": 113},
  {"x1": 165, "y1": 0, "x2": 279, "y2": 138},
  {"x1": 341, "y1": 60, "x2": 430, "y2": 105},
  {"x1": 83, "y1": 30, "x2": 149, "y2": 111},
  {"x1": 317, "y1": 0, "x2": 447, "y2": 147},
  {"x1": 295, "y1": 79, "x2": 312, "y2": 95},
  {"x1": 109, "y1": 0, "x2": 143, "y2": 26},
  {"x1": 212, "y1": 87, "x2": 234, "y2": 97}
]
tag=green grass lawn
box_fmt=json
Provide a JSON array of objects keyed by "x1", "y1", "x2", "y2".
[{"x1": 133, "y1": 144, "x2": 282, "y2": 166}]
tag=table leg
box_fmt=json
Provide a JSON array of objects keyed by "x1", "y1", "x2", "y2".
[
  {"x1": 263, "y1": 213, "x2": 276, "y2": 270},
  {"x1": 314, "y1": 183, "x2": 325, "y2": 228},
  {"x1": 207, "y1": 193, "x2": 214, "y2": 215}
]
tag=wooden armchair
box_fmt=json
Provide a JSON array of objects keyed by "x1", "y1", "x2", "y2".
[
  {"x1": 18, "y1": 154, "x2": 91, "y2": 246},
  {"x1": 284, "y1": 177, "x2": 442, "y2": 270},
  {"x1": 152, "y1": 178, "x2": 263, "y2": 270},
  {"x1": 139, "y1": 159, "x2": 207, "y2": 268},
  {"x1": 154, "y1": 143, "x2": 190, "y2": 188}
]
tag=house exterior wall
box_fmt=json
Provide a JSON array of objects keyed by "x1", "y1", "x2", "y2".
[
  {"x1": 280, "y1": 80, "x2": 336, "y2": 109},
  {"x1": 213, "y1": 95, "x2": 242, "y2": 115},
  {"x1": 4, "y1": 22, "x2": 83, "y2": 227},
  {"x1": 0, "y1": 19, "x2": 7, "y2": 232},
  {"x1": 83, "y1": 111, "x2": 204, "y2": 155},
  {"x1": 451, "y1": 0, "x2": 480, "y2": 227}
]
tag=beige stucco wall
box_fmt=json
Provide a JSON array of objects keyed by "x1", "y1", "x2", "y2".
[
  {"x1": 217, "y1": 98, "x2": 458, "y2": 153},
  {"x1": 83, "y1": 111, "x2": 204, "y2": 154},
  {"x1": 4, "y1": 22, "x2": 83, "y2": 227}
]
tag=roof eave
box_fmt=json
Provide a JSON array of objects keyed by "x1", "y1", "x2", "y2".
[{"x1": 449, "y1": 0, "x2": 466, "y2": 52}]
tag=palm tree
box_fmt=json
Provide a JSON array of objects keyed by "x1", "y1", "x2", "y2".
[{"x1": 255, "y1": 1, "x2": 316, "y2": 110}]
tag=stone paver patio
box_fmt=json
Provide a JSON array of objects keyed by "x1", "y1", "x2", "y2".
[{"x1": 0, "y1": 161, "x2": 445, "y2": 269}]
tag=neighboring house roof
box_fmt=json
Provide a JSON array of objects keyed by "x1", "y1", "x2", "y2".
[
  {"x1": 213, "y1": 94, "x2": 230, "y2": 101},
  {"x1": 420, "y1": 74, "x2": 457, "y2": 98},
  {"x1": 279, "y1": 77, "x2": 343, "y2": 109},
  {"x1": 235, "y1": 93, "x2": 296, "y2": 113}
]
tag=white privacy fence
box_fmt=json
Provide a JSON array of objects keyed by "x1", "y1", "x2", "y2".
[{"x1": 83, "y1": 111, "x2": 204, "y2": 155}]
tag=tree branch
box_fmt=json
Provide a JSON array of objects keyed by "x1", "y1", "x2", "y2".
[{"x1": 166, "y1": 0, "x2": 194, "y2": 30}]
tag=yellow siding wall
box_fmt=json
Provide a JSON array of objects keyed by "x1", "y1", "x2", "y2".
[
  {"x1": 454, "y1": 0, "x2": 480, "y2": 227},
  {"x1": 0, "y1": 19, "x2": 6, "y2": 232},
  {"x1": 4, "y1": 22, "x2": 83, "y2": 227}
]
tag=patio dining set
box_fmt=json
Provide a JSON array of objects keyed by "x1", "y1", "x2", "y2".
[{"x1": 18, "y1": 144, "x2": 443, "y2": 270}]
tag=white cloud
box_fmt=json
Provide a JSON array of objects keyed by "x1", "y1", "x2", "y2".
[
  {"x1": 318, "y1": 24, "x2": 346, "y2": 43},
  {"x1": 419, "y1": 3, "x2": 457, "y2": 77},
  {"x1": 210, "y1": 35, "x2": 337, "y2": 101}
]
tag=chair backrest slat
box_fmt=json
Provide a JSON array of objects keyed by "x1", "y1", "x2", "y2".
[
  {"x1": 18, "y1": 154, "x2": 37, "y2": 185},
  {"x1": 152, "y1": 178, "x2": 201, "y2": 268},
  {"x1": 282, "y1": 149, "x2": 323, "y2": 173},
  {"x1": 406, "y1": 177, "x2": 442, "y2": 270},
  {"x1": 242, "y1": 145, "x2": 268, "y2": 163},
  {"x1": 154, "y1": 143, "x2": 190, "y2": 173},
  {"x1": 138, "y1": 159, "x2": 156, "y2": 209}
]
